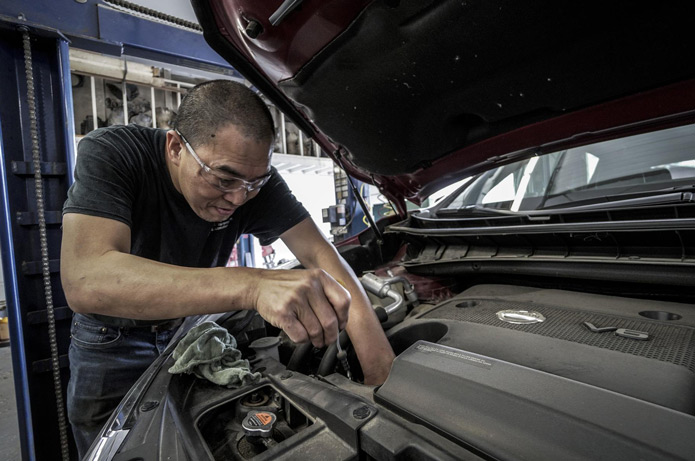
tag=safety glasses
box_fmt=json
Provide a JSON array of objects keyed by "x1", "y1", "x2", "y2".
[{"x1": 176, "y1": 129, "x2": 271, "y2": 193}]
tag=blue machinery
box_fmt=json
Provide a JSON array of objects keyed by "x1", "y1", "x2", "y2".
[{"x1": 0, "y1": 2, "x2": 240, "y2": 459}]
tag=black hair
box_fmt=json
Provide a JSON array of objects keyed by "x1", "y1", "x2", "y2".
[{"x1": 171, "y1": 80, "x2": 275, "y2": 147}]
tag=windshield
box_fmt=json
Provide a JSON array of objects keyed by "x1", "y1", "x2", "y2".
[{"x1": 442, "y1": 123, "x2": 695, "y2": 212}]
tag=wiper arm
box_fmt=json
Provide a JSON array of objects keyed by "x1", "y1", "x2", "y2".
[
  {"x1": 540, "y1": 187, "x2": 695, "y2": 212},
  {"x1": 433, "y1": 188, "x2": 695, "y2": 219},
  {"x1": 436, "y1": 205, "x2": 520, "y2": 217}
]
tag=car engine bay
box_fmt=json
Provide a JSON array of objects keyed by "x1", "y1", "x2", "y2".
[{"x1": 93, "y1": 222, "x2": 695, "y2": 461}]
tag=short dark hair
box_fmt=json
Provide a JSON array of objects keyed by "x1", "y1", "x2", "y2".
[{"x1": 171, "y1": 80, "x2": 275, "y2": 147}]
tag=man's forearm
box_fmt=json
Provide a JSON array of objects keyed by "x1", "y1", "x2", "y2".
[
  {"x1": 62, "y1": 250, "x2": 259, "y2": 320},
  {"x1": 280, "y1": 218, "x2": 396, "y2": 384},
  {"x1": 334, "y1": 270, "x2": 395, "y2": 384},
  {"x1": 295, "y1": 244, "x2": 395, "y2": 384}
]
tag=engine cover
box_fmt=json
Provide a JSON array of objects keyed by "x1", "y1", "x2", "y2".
[
  {"x1": 386, "y1": 284, "x2": 695, "y2": 413},
  {"x1": 375, "y1": 340, "x2": 695, "y2": 460}
]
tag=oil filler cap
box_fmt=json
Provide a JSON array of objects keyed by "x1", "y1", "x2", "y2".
[{"x1": 242, "y1": 410, "x2": 277, "y2": 438}]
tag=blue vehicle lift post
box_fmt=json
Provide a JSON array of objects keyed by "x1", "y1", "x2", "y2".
[{"x1": 0, "y1": 26, "x2": 76, "y2": 460}]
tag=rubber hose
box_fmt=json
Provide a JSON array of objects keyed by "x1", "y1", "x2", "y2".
[{"x1": 286, "y1": 342, "x2": 313, "y2": 372}]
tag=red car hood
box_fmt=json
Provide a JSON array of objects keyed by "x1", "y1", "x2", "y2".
[{"x1": 192, "y1": 0, "x2": 695, "y2": 215}]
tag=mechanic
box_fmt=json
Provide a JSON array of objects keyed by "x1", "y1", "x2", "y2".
[{"x1": 60, "y1": 80, "x2": 395, "y2": 458}]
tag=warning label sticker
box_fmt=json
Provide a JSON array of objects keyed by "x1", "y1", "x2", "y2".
[
  {"x1": 415, "y1": 344, "x2": 493, "y2": 369},
  {"x1": 256, "y1": 412, "x2": 274, "y2": 426}
]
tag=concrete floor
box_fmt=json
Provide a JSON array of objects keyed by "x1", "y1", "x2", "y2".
[{"x1": 0, "y1": 345, "x2": 21, "y2": 460}]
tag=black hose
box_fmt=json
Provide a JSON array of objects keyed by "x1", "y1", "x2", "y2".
[{"x1": 286, "y1": 343, "x2": 313, "y2": 372}]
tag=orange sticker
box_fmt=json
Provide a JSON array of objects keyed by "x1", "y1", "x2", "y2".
[{"x1": 256, "y1": 412, "x2": 273, "y2": 425}]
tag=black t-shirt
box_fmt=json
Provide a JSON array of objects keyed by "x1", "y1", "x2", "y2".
[{"x1": 63, "y1": 124, "x2": 310, "y2": 325}]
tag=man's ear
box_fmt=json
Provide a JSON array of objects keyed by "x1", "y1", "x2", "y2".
[{"x1": 165, "y1": 130, "x2": 183, "y2": 166}]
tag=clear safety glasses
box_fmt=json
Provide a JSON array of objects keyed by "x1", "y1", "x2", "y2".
[{"x1": 176, "y1": 130, "x2": 271, "y2": 193}]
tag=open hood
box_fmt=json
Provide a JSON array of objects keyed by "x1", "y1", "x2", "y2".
[{"x1": 192, "y1": 0, "x2": 695, "y2": 215}]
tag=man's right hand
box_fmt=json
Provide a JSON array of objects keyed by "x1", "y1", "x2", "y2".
[{"x1": 251, "y1": 268, "x2": 350, "y2": 348}]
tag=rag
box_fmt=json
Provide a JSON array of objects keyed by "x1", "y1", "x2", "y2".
[{"x1": 168, "y1": 321, "x2": 261, "y2": 387}]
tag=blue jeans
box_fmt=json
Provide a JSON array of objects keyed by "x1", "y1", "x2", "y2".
[{"x1": 67, "y1": 313, "x2": 178, "y2": 460}]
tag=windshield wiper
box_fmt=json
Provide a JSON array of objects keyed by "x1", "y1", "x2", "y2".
[
  {"x1": 539, "y1": 186, "x2": 695, "y2": 212},
  {"x1": 434, "y1": 205, "x2": 521, "y2": 217},
  {"x1": 431, "y1": 187, "x2": 695, "y2": 219}
]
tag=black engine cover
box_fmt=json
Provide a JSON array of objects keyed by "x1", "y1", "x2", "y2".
[{"x1": 386, "y1": 284, "x2": 695, "y2": 413}]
